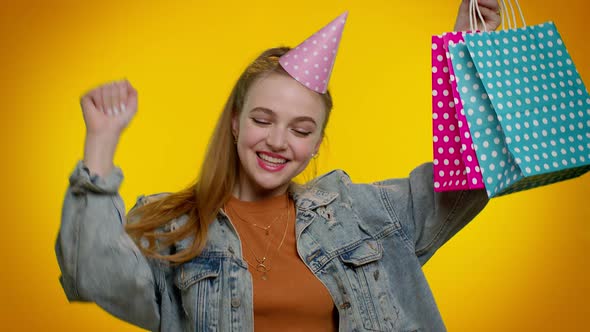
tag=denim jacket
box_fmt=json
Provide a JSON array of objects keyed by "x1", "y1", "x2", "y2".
[{"x1": 56, "y1": 160, "x2": 488, "y2": 332}]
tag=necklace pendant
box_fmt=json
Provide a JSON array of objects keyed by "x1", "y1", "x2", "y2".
[
  {"x1": 256, "y1": 262, "x2": 268, "y2": 272},
  {"x1": 265, "y1": 227, "x2": 270, "y2": 236},
  {"x1": 256, "y1": 262, "x2": 269, "y2": 280}
]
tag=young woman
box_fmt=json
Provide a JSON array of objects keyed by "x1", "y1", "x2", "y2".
[{"x1": 56, "y1": 1, "x2": 502, "y2": 331}]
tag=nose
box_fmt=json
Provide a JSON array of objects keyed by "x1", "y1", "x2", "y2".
[{"x1": 266, "y1": 126, "x2": 288, "y2": 151}]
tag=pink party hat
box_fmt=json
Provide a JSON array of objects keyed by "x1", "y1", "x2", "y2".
[{"x1": 279, "y1": 11, "x2": 348, "y2": 94}]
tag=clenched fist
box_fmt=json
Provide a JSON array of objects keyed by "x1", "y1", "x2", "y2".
[
  {"x1": 454, "y1": 0, "x2": 501, "y2": 32},
  {"x1": 81, "y1": 80, "x2": 138, "y2": 177},
  {"x1": 80, "y1": 79, "x2": 138, "y2": 138}
]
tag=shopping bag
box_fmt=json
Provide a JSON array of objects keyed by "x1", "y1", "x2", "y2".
[
  {"x1": 432, "y1": 32, "x2": 485, "y2": 192},
  {"x1": 448, "y1": 21, "x2": 590, "y2": 197}
]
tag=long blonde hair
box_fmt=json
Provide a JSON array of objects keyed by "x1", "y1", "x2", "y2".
[{"x1": 125, "y1": 47, "x2": 333, "y2": 264}]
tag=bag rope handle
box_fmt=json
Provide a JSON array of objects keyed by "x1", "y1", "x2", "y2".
[{"x1": 470, "y1": 0, "x2": 527, "y2": 32}]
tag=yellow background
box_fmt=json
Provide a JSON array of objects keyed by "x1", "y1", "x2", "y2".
[{"x1": 1, "y1": 0, "x2": 588, "y2": 330}]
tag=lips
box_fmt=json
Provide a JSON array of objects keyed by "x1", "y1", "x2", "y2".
[
  {"x1": 256, "y1": 152, "x2": 289, "y2": 172},
  {"x1": 257, "y1": 152, "x2": 288, "y2": 164}
]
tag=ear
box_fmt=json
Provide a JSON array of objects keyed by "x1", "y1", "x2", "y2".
[
  {"x1": 313, "y1": 135, "x2": 324, "y2": 155},
  {"x1": 231, "y1": 111, "x2": 239, "y2": 139}
]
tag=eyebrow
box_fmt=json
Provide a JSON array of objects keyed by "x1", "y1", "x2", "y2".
[{"x1": 250, "y1": 107, "x2": 318, "y2": 126}]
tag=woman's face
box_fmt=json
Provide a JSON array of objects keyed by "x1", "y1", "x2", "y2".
[{"x1": 232, "y1": 72, "x2": 326, "y2": 200}]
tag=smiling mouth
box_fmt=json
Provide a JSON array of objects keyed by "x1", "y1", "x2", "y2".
[{"x1": 257, "y1": 152, "x2": 288, "y2": 165}]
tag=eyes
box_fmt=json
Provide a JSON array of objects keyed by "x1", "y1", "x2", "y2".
[
  {"x1": 251, "y1": 118, "x2": 270, "y2": 125},
  {"x1": 250, "y1": 117, "x2": 313, "y2": 137}
]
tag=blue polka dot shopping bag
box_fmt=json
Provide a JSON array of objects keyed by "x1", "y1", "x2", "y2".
[{"x1": 444, "y1": 1, "x2": 590, "y2": 198}]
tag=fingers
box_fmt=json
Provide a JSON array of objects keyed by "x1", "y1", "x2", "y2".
[
  {"x1": 117, "y1": 81, "x2": 128, "y2": 113},
  {"x1": 110, "y1": 82, "x2": 120, "y2": 116},
  {"x1": 80, "y1": 88, "x2": 104, "y2": 113},
  {"x1": 101, "y1": 83, "x2": 113, "y2": 116},
  {"x1": 80, "y1": 79, "x2": 137, "y2": 122},
  {"x1": 104, "y1": 81, "x2": 123, "y2": 116},
  {"x1": 478, "y1": 6, "x2": 502, "y2": 31},
  {"x1": 478, "y1": 0, "x2": 500, "y2": 12},
  {"x1": 125, "y1": 80, "x2": 138, "y2": 115},
  {"x1": 80, "y1": 80, "x2": 130, "y2": 116},
  {"x1": 80, "y1": 94, "x2": 95, "y2": 113}
]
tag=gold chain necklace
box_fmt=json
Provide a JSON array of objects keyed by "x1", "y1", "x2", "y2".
[
  {"x1": 226, "y1": 203, "x2": 285, "y2": 268},
  {"x1": 224, "y1": 198, "x2": 292, "y2": 280},
  {"x1": 228, "y1": 200, "x2": 286, "y2": 235}
]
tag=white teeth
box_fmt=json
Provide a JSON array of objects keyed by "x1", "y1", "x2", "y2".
[{"x1": 258, "y1": 153, "x2": 287, "y2": 164}]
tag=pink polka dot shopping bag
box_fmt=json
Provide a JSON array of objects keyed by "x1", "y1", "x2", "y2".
[
  {"x1": 433, "y1": 0, "x2": 590, "y2": 198},
  {"x1": 432, "y1": 32, "x2": 485, "y2": 192}
]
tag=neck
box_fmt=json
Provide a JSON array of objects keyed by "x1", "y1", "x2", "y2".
[{"x1": 233, "y1": 174, "x2": 290, "y2": 202}]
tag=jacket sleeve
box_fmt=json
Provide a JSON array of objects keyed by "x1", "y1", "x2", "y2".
[
  {"x1": 55, "y1": 160, "x2": 183, "y2": 331},
  {"x1": 361, "y1": 162, "x2": 489, "y2": 265},
  {"x1": 405, "y1": 163, "x2": 489, "y2": 264}
]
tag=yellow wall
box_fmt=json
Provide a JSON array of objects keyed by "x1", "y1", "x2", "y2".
[{"x1": 1, "y1": 0, "x2": 588, "y2": 330}]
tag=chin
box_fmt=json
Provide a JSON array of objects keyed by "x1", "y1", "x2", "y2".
[
  {"x1": 239, "y1": 155, "x2": 306, "y2": 195},
  {"x1": 251, "y1": 172, "x2": 291, "y2": 192}
]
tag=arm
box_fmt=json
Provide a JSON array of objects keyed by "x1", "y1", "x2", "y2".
[
  {"x1": 336, "y1": 163, "x2": 489, "y2": 265},
  {"x1": 56, "y1": 161, "x2": 165, "y2": 330},
  {"x1": 56, "y1": 80, "x2": 183, "y2": 331},
  {"x1": 405, "y1": 163, "x2": 489, "y2": 264},
  {"x1": 369, "y1": 163, "x2": 489, "y2": 265}
]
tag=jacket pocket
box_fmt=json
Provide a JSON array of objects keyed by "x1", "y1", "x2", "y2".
[
  {"x1": 175, "y1": 257, "x2": 221, "y2": 332},
  {"x1": 339, "y1": 239, "x2": 395, "y2": 332}
]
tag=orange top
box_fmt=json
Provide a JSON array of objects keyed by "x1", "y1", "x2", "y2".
[{"x1": 225, "y1": 193, "x2": 337, "y2": 332}]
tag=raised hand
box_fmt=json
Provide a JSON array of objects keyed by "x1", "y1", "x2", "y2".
[
  {"x1": 80, "y1": 80, "x2": 138, "y2": 177},
  {"x1": 80, "y1": 80, "x2": 138, "y2": 138},
  {"x1": 453, "y1": 0, "x2": 502, "y2": 32}
]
